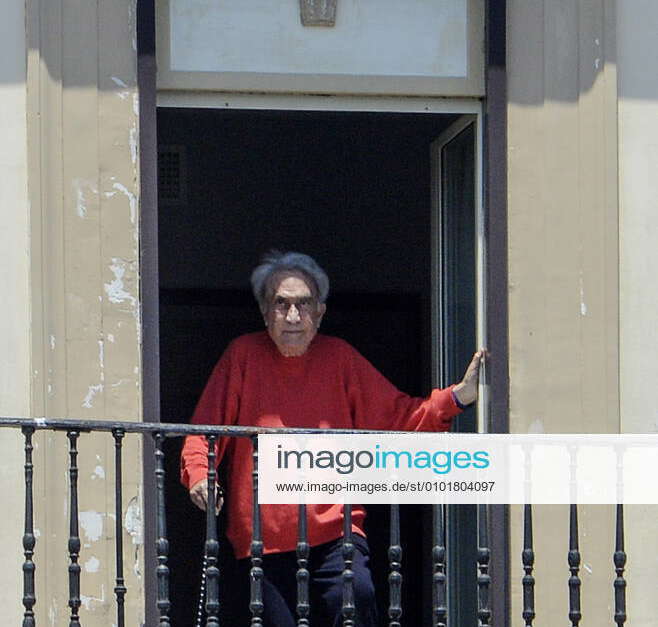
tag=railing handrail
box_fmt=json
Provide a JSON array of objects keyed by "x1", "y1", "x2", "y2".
[
  {"x1": 0, "y1": 416, "x2": 421, "y2": 437},
  {"x1": 2, "y1": 418, "x2": 655, "y2": 445}
]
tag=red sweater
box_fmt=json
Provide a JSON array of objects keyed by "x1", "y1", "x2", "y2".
[{"x1": 180, "y1": 331, "x2": 462, "y2": 559}]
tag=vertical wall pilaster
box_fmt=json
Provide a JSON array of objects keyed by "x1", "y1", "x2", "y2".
[
  {"x1": 618, "y1": 2, "x2": 658, "y2": 624},
  {"x1": 25, "y1": 0, "x2": 145, "y2": 623},
  {"x1": 507, "y1": 0, "x2": 619, "y2": 624},
  {"x1": 0, "y1": 1, "x2": 32, "y2": 623}
]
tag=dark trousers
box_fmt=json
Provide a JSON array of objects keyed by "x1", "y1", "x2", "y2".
[{"x1": 235, "y1": 534, "x2": 377, "y2": 627}]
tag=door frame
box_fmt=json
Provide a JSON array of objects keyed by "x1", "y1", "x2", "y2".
[
  {"x1": 141, "y1": 1, "x2": 509, "y2": 624},
  {"x1": 144, "y1": 93, "x2": 506, "y2": 626},
  {"x1": 157, "y1": 90, "x2": 482, "y2": 115}
]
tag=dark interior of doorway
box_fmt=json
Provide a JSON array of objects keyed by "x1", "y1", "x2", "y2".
[{"x1": 157, "y1": 107, "x2": 476, "y2": 626}]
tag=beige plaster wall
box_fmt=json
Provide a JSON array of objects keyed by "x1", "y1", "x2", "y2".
[
  {"x1": 0, "y1": 1, "x2": 32, "y2": 623},
  {"x1": 23, "y1": 0, "x2": 145, "y2": 624},
  {"x1": 507, "y1": 1, "x2": 619, "y2": 624},
  {"x1": 618, "y1": 2, "x2": 658, "y2": 624}
]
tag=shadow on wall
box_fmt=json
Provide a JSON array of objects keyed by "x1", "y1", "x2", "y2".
[
  {"x1": 508, "y1": 0, "x2": 658, "y2": 104},
  {"x1": 2, "y1": 1, "x2": 28, "y2": 86},
  {"x1": 4, "y1": 0, "x2": 144, "y2": 88}
]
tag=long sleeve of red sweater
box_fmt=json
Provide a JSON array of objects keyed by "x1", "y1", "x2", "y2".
[
  {"x1": 179, "y1": 340, "x2": 243, "y2": 490},
  {"x1": 345, "y1": 342, "x2": 459, "y2": 432}
]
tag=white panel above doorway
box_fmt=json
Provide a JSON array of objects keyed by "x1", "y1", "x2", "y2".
[
  {"x1": 169, "y1": 0, "x2": 468, "y2": 78},
  {"x1": 157, "y1": 0, "x2": 483, "y2": 97}
]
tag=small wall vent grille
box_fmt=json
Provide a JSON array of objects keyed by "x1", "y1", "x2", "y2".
[{"x1": 158, "y1": 145, "x2": 187, "y2": 205}]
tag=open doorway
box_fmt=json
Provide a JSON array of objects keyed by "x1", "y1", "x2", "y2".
[{"x1": 157, "y1": 107, "x2": 479, "y2": 625}]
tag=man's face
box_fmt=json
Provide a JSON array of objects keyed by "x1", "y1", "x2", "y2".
[{"x1": 264, "y1": 273, "x2": 325, "y2": 357}]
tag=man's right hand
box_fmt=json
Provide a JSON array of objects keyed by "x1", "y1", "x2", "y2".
[{"x1": 189, "y1": 478, "x2": 224, "y2": 514}]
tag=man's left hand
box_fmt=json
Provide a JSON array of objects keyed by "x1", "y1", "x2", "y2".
[{"x1": 452, "y1": 349, "x2": 486, "y2": 407}]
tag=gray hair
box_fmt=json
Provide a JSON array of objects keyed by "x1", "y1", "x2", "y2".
[{"x1": 251, "y1": 250, "x2": 330, "y2": 312}]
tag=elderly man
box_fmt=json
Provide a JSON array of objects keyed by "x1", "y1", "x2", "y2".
[{"x1": 181, "y1": 251, "x2": 482, "y2": 627}]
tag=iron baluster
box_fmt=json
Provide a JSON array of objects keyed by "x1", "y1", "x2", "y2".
[
  {"x1": 341, "y1": 504, "x2": 356, "y2": 627},
  {"x1": 113, "y1": 429, "x2": 127, "y2": 627},
  {"x1": 477, "y1": 504, "x2": 491, "y2": 626},
  {"x1": 521, "y1": 444, "x2": 535, "y2": 626},
  {"x1": 522, "y1": 504, "x2": 535, "y2": 626},
  {"x1": 568, "y1": 504, "x2": 582, "y2": 626},
  {"x1": 432, "y1": 504, "x2": 447, "y2": 627},
  {"x1": 614, "y1": 504, "x2": 627, "y2": 626},
  {"x1": 250, "y1": 435, "x2": 264, "y2": 626},
  {"x1": 388, "y1": 503, "x2": 402, "y2": 627},
  {"x1": 204, "y1": 434, "x2": 221, "y2": 626},
  {"x1": 21, "y1": 426, "x2": 36, "y2": 627},
  {"x1": 67, "y1": 430, "x2": 82, "y2": 627},
  {"x1": 296, "y1": 503, "x2": 310, "y2": 626},
  {"x1": 153, "y1": 432, "x2": 171, "y2": 625}
]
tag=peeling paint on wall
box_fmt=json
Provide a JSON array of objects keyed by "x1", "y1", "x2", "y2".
[
  {"x1": 527, "y1": 418, "x2": 545, "y2": 433},
  {"x1": 80, "y1": 585, "x2": 106, "y2": 611},
  {"x1": 135, "y1": 303, "x2": 142, "y2": 343},
  {"x1": 72, "y1": 178, "x2": 98, "y2": 219},
  {"x1": 104, "y1": 259, "x2": 137, "y2": 307},
  {"x1": 124, "y1": 495, "x2": 143, "y2": 545},
  {"x1": 129, "y1": 126, "x2": 138, "y2": 165},
  {"x1": 82, "y1": 383, "x2": 103, "y2": 409},
  {"x1": 129, "y1": 1, "x2": 137, "y2": 51},
  {"x1": 132, "y1": 547, "x2": 142, "y2": 579},
  {"x1": 79, "y1": 510, "x2": 104, "y2": 545},
  {"x1": 98, "y1": 339, "x2": 105, "y2": 381},
  {"x1": 105, "y1": 182, "x2": 137, "y2": 224},
  {"x1": 579, "y1": 272, "x2": 588, "y2": 316},
  {"x1": 84, "y1": 556, "x2": 101, "y2": 573},
  {"x1": 75, "y1": 185, "x2": 86, "y2": 217},
  {"x1": 92, "y1": 465, "x2": 105, "y2": 480},
  {"x1": 48, "y1": 598, "x2": 58, "y2": 626}
]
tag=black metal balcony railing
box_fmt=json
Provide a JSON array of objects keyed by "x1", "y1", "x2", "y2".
[{"x1": 0, "y1": 417, "x2": 627, "y2": 627}]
